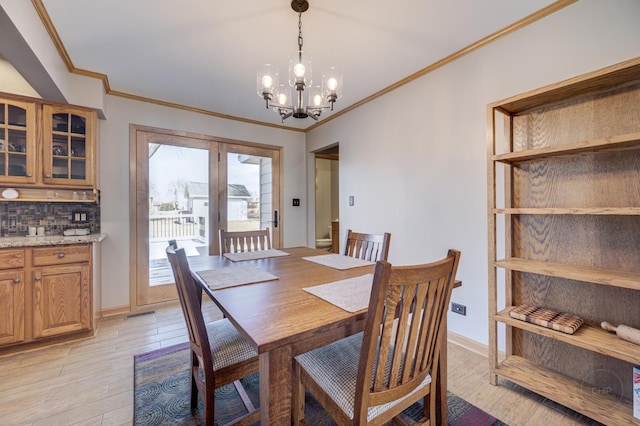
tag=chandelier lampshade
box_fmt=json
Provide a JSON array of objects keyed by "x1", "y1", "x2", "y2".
[
  {"x1": 257, "y1": 64, "x2": 279, "y2": 103},
  {"x1": 322, "y1": 67, "x2": 342, "y2": 110},
  {"x1": 257, "y1": 0, "x2": 343, "y2": 122}
]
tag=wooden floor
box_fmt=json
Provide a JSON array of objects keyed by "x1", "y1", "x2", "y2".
[{"x1": 0, "y1": 301, "x2": 601, "y2": 426}]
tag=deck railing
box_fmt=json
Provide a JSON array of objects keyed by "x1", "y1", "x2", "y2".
[{"x1": 149, "y1": 214, "x2": 200, "y2": 241}]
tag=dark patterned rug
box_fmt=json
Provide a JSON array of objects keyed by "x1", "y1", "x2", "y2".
[{"x1": 134, "y1": 342, "x2": 507, "y2": 425}]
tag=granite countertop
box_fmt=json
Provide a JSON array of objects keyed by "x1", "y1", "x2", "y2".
[{"x1": 0, "y1": 233, "x2": 107, "y2": 248}]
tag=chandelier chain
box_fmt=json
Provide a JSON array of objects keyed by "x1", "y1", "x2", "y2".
[{"x1": 297, "y1": 11, "x2": 303, "y2": 60}]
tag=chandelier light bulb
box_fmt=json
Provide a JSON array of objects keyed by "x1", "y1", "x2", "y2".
[
  {"x1": 262, "y1": 75, "x2": 273, "y2": 89},
  {"x1": 326, "y1": 77, "x2": 338, "y2": 91},
  {"x1": 277, "y1": 93, "x2": 288, "y2": 105},
  {"x1": 294, "y1": 63, "x2": 306, "y2": 78},
  {"x1": 312, "y1": 94, "x2": 322, "y2": 106}
]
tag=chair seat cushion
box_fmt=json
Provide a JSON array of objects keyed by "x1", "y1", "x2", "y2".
[
  {"x1": 206, "y1": 318, "x2": 257, "y2": 370},
  {"x1": 295, "y1": 332, "x2": 431, "y2": 422}
]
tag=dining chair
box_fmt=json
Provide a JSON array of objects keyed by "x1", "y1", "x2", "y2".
[
  {"x1": 293, "y1": 249, "x2": 461, "y2": 425},
  {"x1": 166, "y1": 245, "x2": 260, "y2": 425},
  {"x1": 219, "y1": 228, "x2": 271, "y2": 254},
  {"x1": 344, "y1": 229, "x2": 391, "y2": 261}
]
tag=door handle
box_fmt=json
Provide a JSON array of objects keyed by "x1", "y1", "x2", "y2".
[{"x1": 273, "y1": 210, "x2": 278, "y2": 228}]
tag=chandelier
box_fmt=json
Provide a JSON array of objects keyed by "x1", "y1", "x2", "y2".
[{"x1": 257, "y1": 0, "x2": 343, "y2": 122}]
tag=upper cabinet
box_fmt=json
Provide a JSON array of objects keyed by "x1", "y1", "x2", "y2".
[
  {"x1": 0, "y1": 99, "x2": 37, "y2": 184},
  {"x1": 42, "y1": 105, "x2": 96, "y2": 187},
  {"x1": 0, "y1": 94, "x2": 98, "y2": 202}
]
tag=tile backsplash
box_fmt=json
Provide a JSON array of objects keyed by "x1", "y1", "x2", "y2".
[{"x1": 0, "y1": 202, "x2": 100, "y2": 237}]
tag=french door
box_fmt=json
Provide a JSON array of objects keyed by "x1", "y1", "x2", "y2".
[{"x1": 131, "y1": 126, "x2": 281, "y2": 308}]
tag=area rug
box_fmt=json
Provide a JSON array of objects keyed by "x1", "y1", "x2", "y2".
[{"x1": 134, "y1": 342, "x2": 507, "y2": 425}]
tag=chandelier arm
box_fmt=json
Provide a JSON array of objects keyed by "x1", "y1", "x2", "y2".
[
  {"x1": 280, "y1": 111, "x2": 293, "y2": 123},
  {"x1": 267, "y1": 103, "x2": 293, "y2": 111}
]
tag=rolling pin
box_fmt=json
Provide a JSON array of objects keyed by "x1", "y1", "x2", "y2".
[{"x1": 601, "y1": 321, "x2": 640, "y2": 345}]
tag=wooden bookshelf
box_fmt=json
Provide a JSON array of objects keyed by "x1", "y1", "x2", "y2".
[{"x1": 487, "y1": 57, "x2": 640, "y2": 425}]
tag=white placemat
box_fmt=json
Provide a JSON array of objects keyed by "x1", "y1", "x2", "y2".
[
  {"x1": 223, "y1": 249, "x2": 290, "y2": 262},
  {"x1": 302, "y1": 253, "x2": 374, "y2": 270},
  {"x1": 303, "y1": 274, "x2": 374, "y2": 312},
  {"x1": 196, "y1": 265, "x2": 278, "y2": 290}
]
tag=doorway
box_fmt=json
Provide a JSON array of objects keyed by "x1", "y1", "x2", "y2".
[
  {"x1": 131, "y1": 126, "x2": 281, "y2": 309},
  {"x1": 314, "y1": 144, "x2": 339, "y2": 252}
]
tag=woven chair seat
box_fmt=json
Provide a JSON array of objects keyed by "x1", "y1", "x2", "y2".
[
  {"x1": 206, "y1": 318, "x2": 258, "y2": 371},
  {"x1": 295, "y1": 332, "x2": 432, "y2": 422}
]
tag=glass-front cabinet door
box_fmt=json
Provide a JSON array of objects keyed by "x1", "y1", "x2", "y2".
[
  {"x1": 0, "y1": 99, "x2": 37, "y2": 184},
  {"x1": 42, "y1": 105, "x2": 96, "y2": 187}
]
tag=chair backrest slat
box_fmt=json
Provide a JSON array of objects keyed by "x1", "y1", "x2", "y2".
[
  {"x1": 220, "y1": 228, "x2": 271, "y2": 254},
  {"x1": 344, "y1": 229, "x2": 391, "y2": 262}
]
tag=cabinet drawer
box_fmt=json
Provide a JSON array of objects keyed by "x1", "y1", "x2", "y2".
[
  {"x1": 32, "y1": 245, "x2": 90, "y2": 266},
  {"x1": 0, "y1": 250, "x2": 26, "y2": 270}
]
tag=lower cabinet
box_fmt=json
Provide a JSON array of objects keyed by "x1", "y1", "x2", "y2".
[
  {"x1": 33, "y1": 263, "x2": 91, "y2": 339},
  {"x1": 0, "y1": 269, "x2": 25, "y2": 346},
  {"x1": 0, "y1": 244, "x2": 93, "y2": 351}
]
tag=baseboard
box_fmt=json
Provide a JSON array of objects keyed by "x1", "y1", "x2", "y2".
[
  {"x1": 100, "y1": 305, "x2": 130, "y2": 317},
  {"x1": 447, "y1": 330, "x2": 506, "y2": 361},
  {"x1": 100, "y1": 299, "x2": 183, "y2": 318}
]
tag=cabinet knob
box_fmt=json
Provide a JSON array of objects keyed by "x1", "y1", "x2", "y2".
[
  {"x1": 34, "y1": 276, "x2": 41, "y2": 281},
  {"x1": 58, "y1": 253, "x2": 65, "y2": 259},
  {"x1": 26, "y1": 173, "x2": 33, "y2": 177},
  {"x1": 45, "y1": 174, "x2": 51, "y2": 178},
  {"x1": 13, "y1": 278, "x2": 20, "y2": 284}
]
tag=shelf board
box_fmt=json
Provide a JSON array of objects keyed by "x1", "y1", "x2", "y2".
[
  {"x1": 493, "y1": 131, "x2": 640, "y2": 164},
  {"x1": 495, "y1": 309, "x2": 640, "y2": 365},
  {"x1": 0, "y1": 198, "x2": 96, "y2": 203},
  {"x1": 493, "y1": 207, "x2": 640, "y2": 216},
  {"x1": 490, "y1": 58, "x2": 640, "y2": 114},
  {"x1": 494, "y1": 355, "x2": 638, "y2": 425},
  {"x1": 494, "y1": 257, "x2": 640, "y2": 291},
  {"x1": 494, "y1": 207, "x2": 640, "y2": 215},
  {"x1": 0, "y1": 187, "x2": 97, "y2": 203}
]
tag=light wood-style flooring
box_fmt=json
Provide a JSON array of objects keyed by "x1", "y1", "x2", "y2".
[{"x1": 0, "y1": 301, "x2": 601, "y2": 426}]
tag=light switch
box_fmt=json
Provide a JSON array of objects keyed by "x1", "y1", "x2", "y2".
[{"x1": 72, "y1": 210, "x2": 89, "y2": 223}]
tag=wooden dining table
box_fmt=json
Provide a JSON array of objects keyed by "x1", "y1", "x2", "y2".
[{"x1": 190, "y1": 246, "x2": 459, "y2": 425}]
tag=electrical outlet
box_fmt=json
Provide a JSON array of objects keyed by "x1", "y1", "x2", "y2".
[
  {"x1": 72, "y1": 210, "x2": 89, "y2": 223},
  {"x1": 292, "y1": 198, "x2": 300, "y2": 206},
  {"x1": 348, "y1": 195, "x2": 354, "y2": 206},
  {"x1": 451, "y1": 303, "x2": 466, "y2": 316}
]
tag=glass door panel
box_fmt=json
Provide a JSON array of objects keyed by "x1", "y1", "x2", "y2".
[
  {"x1": 8, "y1": 126, "x2": 28, "y2": 176},
  {"x1": 43, "y1": 106, "x2": 94, "y2": 186},
  {"x1": 50, "y1": 114, "x2": 85, "y2": 180},
  {"x1": 0, "y1": 100, "x2": 35, "y2": 183},
  {"x1": 148, "y1": 144, "x2": 210, "y2": 288},
  {"x1": 70, "y1": 159, "x2": 86, "y2": 180},
  {"x1": 222, "y1": 144, "x2": 280, "y2": 248},
  {"x1": 7, "y1": 105, "x2": 27, "y2": 127},
  {"x1": 135, "y1": 131, "x2": 216, "y2": 307}
]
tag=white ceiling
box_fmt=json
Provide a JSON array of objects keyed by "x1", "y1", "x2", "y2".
[{"x1": 38, "y1": 0, "x2": 559, "y2": 130}]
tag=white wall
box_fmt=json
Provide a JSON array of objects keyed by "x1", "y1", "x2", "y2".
[
  {"x1": 99, "y1": 95, "x2": 306, "y2": 309},
  {"x1": 306, "y1": 0, "x2": 640, "y2": 345}
]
